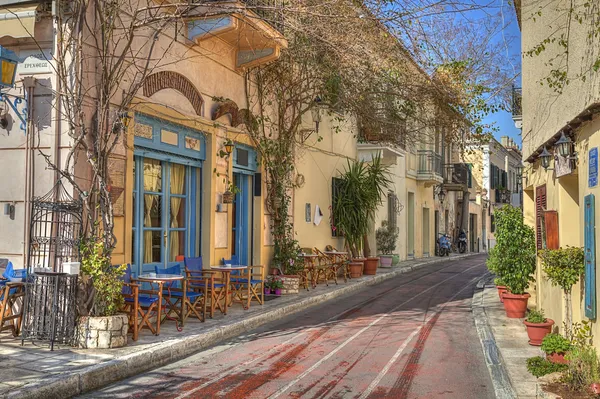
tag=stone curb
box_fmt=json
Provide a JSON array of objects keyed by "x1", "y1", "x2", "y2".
[
  {"x1": 6, "y1": 253, "x2": 478, "y2": 399},
  {"x1": 472, "y1": 275, "x2": 518, "y2": 399}
]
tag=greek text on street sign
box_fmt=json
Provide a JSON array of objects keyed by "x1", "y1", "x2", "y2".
[{"x1": 590, "y1": 147, "x2": 598, "y2": 188}]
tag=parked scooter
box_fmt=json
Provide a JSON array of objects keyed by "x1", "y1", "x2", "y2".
[
  {"x1": 437, "y1": 233, "x2": 451, "y2": 257},
  {"x1": 458, "y1": 230, "x2": 467, "y2": 253}
]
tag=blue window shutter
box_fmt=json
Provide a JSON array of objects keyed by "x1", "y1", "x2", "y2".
[{"x1": 585, "y1": 194, "x2": 596, "y2": 319}]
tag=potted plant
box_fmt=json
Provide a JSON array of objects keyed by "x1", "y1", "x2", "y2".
[
  {"x1": 391, "y1": 254, "x2": 400, "y2": 266},
  {"x1": 376, "y1": 221, "x2": 399, "y2": 268},
  {"x1": 488, "y1": 205, "x2": 536, "y2": 318},
  {"x1": 332, "y1": 156, "x2": 391, "y2": 275},
  {"x1": 539, "y1": 246, "x2": 584, "y2": 334},
  {"x1": 541, "y1": 333, "x2": 572, "y2": 364},
  {"x1": 494, "y1": 277, "x2": 508, "y2": 303},
  {"x1": 264, "y1": 279, "x2": 272, "y2": 296},
  {"x1": 524, "y1": 309, "x2": 555, "y2": 346},
  {"x1": 77, "y1": 238, "x2": 129, "y2": 349},
  {"x1": 271, "y1": 278, "x2": 284, "y2": 296}
]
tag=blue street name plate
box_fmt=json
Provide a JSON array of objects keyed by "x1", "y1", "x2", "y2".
[{"x1": 590, "y1": 148, "x2": 598, "y2": 187}]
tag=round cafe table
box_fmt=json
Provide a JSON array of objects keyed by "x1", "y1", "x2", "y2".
[
  {"x1": 210, "y1": 265, "x2": 248, "y2": 314},
  {"x1": 137, "y1": 273, "x2": 185, "y2": 331}
]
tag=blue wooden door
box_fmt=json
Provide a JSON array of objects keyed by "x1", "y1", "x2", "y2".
[
  {"x1": 232, "y1": 173, "x2": 250, "y2": 266},
  {"x1": 585, "y1": 194, "x2": 596, "y2": 319}
]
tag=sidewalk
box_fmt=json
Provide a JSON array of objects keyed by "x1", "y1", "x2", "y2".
[
  {"x1": 0, "y1": 253, "x2": 477, "y2": 399},
  {"x1": 473, "y1": 277, "x2": 541, "y2": 399}
]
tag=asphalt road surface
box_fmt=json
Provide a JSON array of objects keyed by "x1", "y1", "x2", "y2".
[{"x1": 82, "y1": 254, "x2": 494, "y2": 399}]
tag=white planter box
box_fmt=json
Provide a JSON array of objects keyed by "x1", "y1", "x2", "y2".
[{"x1": 61, "y1": 262, "x2": 80, "y2": 275}]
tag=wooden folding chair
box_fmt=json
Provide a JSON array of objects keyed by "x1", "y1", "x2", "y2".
[
  {"x1": 120, "y1": 264, "x2": 163, "y2": 338},
  {"x1": 233, "y1": 265, "x2": 265, "y2": 308},
  {"x1": 314, "y1": 248, "x2": 340, "y2": 286},
  {"x1": 184, "y1": 257, "x2": 224, "y2": 317},
  {"x1": 0, "y1": 282, "x2": 24, "y2": 337}
]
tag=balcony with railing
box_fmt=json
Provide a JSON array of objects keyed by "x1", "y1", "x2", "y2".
[
  {"x1": 495, "y1": 188, "x2": 512, "y2": 204},
  {"x1": 443, "y1": 163, "x2": 470, "y2": 191},
  {"x1": 417, "y1": 150, "x2": 443, "y2": 186},
  {"x1": 187, "y1": 0, "x2": 287, "y2": 70}
]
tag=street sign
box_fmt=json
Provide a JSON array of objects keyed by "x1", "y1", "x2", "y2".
[{"x1": 590, "y1": 148, "x2": 598, "y2": 188}]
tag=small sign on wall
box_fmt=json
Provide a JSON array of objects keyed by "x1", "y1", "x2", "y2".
[
  {"x1": 590, "y1": 148, "x2": 598, "y2": 188},
  {"x1": 18, "y1": 49, "x2": 53, "y2": 75},
  {"x1": 305, "y1": 203, "x2": 311, "y2": 222}
]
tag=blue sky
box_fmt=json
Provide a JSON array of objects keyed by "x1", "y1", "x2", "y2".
[{"x1": 482, "y1": 0, "x2": 522, "y2": 146}]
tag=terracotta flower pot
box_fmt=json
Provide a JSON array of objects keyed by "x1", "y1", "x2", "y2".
[
  {"x1": 523, "y1": 318, "x2": 554, "y2": 346},
  {"x1": 502, "y1": 292, "x2": 531, "y2": 318},
  {"x1": 364, "y1": 257, "x2": 379, "y2": 275},
  {"x1": 379, "y1": 255, "x2": 393, "y2": 268},
  {"x1": 349, "y1": 262, "x2": 363, "y2": 278},
  {"x1": 547, "y1": 352, "x2": 569, "y2": 364},
  {"x1": 497, "y1": 286, "x2": 508, "y2": 303},
  {"x1": 352, "y1": 258, "x2": 366, "y2": 276}
]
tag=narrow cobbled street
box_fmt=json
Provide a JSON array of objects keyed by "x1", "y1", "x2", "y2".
[{"x1": 83, "y1": 254, "x2": 493, "y2": 399}]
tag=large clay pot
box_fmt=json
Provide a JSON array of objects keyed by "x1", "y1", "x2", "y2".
[
  {"x1": 547, "y1": 352, "x2": 569, "y2": 364},
  {"x1": 524, "y1": 318, "x2": 554, "y2": 346},
  {"x1": 364, "y1": 257, "x2": 379, "y2": 275},
  {"x1": 502, "y1": 292, "x2": 531, "y2": 318},
  {"x1": 379, "y1": 255, "x2": 393, "y2": 268},
  {"x1": 349, "y1": 261, "x2": 364, "y2": 278},
  {"x1": 497, "y1": 285, "x2": 508, "y2": 303},
  {"x1": 353, "y1": 258, "x2": 366, "y2": 276}
]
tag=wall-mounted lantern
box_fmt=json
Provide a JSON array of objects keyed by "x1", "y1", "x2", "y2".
[
  {"x1": 539, "y1": 147, "x2": 553, "y2": 170},
  {"x1": 0, "y1": 45, "x2": 18, "y2": 88},
  {"x1": 224, "y1": 139, "x2": 234, "y2": 156}
]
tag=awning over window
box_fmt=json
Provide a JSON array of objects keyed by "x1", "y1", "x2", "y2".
[{"x1": 0, "y1": 5, "x2": 38, "y2": 39}]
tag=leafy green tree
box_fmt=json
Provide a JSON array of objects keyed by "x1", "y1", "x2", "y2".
[
  {"x1": 539, "y1": 247, "x2": 585, "y2": 333},
  {"x1": 487, "y1": 205, "x2": 536, "y2": 295}
]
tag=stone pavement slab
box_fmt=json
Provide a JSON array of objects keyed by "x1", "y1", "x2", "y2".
[
  {"x1": 474, "y1": 277, "x2": 541, "y2": 399},
  {"x1": 0, "y1": 253, "x2": 476, "y2": 399}
]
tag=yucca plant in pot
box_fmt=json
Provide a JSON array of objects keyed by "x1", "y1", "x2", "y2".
[
  {"x1": 524, "y1": 309, "x2": 555, "y2": 346},
  {"x1": 490, "y1": 205, "x2": 536, "y2": 318},
  {"x1": 376, "y1": 221, "x2": 398, "y2": 268},
  {"x1": 333, "y1": 156, "x2": 391, "y2": 276}
]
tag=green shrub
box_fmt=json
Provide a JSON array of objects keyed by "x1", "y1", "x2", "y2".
[
  {"x1": 563, "y1": 347, "x2": 600, "y2": 391},
  {"x1": 80, "y1": 238, "x2": 126, "y2": 317},
  {"x1": 486, "y1": 206, "x2": 536, "y2": 294},
  {"x1": 526, "y1": 309, "x2": 547, "y2": 324},
  {"x1": 526, "y1": 356, "x2": 568, "y2": 377},
  {"x1": 539, "y1": 247, "x2": 584, "y2": 333},
  {"x1": 493, "y1": 277, "x2": 506, "y2": 286},
  {"x1": 541, "y1": 333, "x2": 572, "y2": 355},
  {"x1": 376, "y1": 221, "x2": 398, "y2": 255}
]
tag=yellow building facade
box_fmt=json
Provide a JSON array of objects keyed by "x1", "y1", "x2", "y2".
[{"x1": 518, "y1": 0, "x2": 600, "y2": 345}]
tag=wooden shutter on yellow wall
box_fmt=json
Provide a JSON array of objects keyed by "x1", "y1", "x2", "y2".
[
  {"x1": 544, "y1": 211, "x2": 559, "y2": 250},
  {"x1": 536, "y1": 185, "x2": 547, "y2": 249}
]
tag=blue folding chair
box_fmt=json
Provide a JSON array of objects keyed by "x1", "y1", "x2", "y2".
[
  {"x1": 0, "y1": 278, "x2": 24, "y2": 337},
  {"x1": 0, "y1": 262, "x2": 14, "y2": 287},
  {"x1": 120, "y1": 264, "x2": 161, "y2": 339},
  {"x1": 155, "y1": 264, "x2": 207, "y2": 322},
  {"x1": 184, "y1": 257, "x2": 221, "y2": 317}
]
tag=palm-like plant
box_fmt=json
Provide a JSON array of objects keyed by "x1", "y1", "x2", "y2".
[{"x1": 333, "y1": 155, "x2": 392, "y2": 258}]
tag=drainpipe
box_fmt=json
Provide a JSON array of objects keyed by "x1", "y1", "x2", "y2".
[{"x1": 22, "y1": 77, "x2": 36, "y2": 267}]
